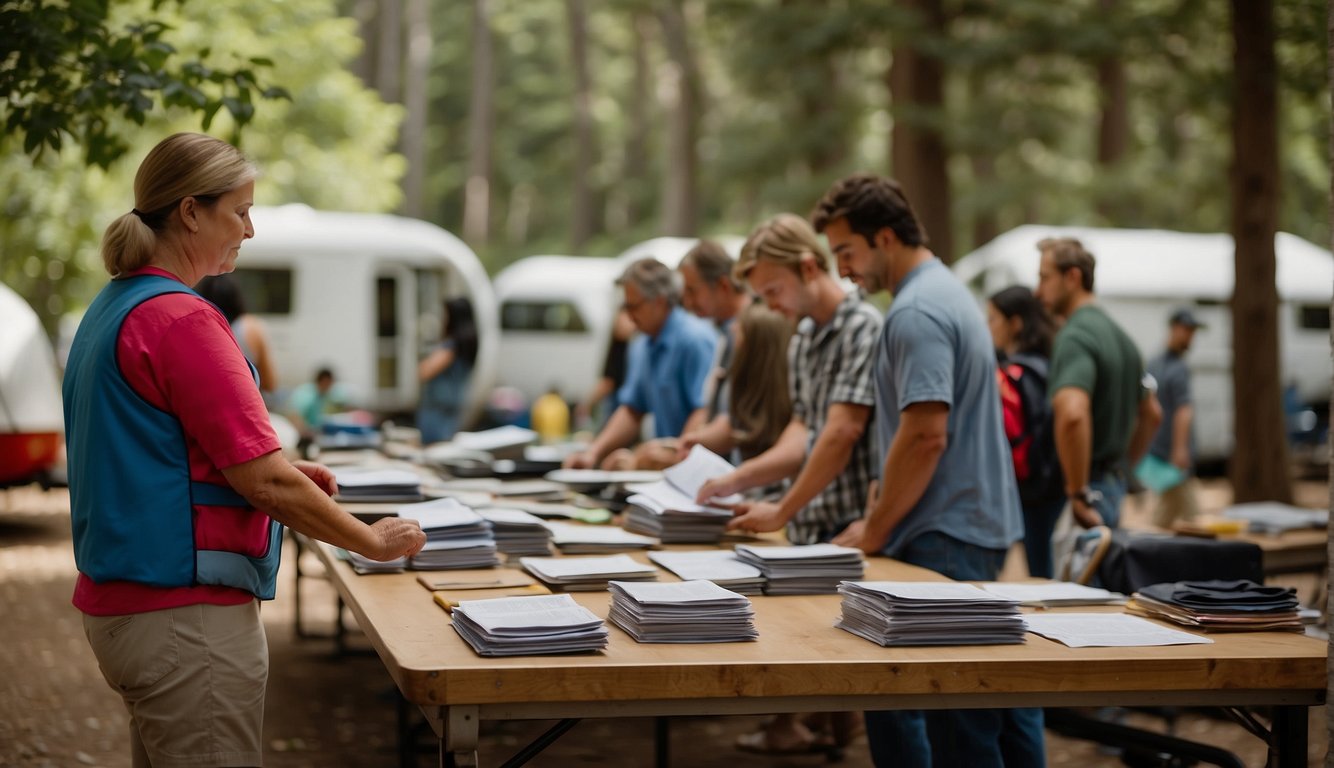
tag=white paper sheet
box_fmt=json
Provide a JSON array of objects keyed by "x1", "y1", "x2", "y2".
[{"x1": 1024, "y1": 613, "x2": 1213, "y2": 647}]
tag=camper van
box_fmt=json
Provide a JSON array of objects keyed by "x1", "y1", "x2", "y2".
[
  {"x1": 493, "y1": 255, "x2": 624, "y2": 404},
  {"x1": 232, "y1": 205, "x2": 498, "y2": 423},
  {"x1": 0, "y1": 281, "x2": 63, "y2": 487},
  {"x1": 493, "y1": 236, "x2": 745, "y2": 403},
  {"x1": 952, "y1": 225, "x2": 1333, "y2": 462}
]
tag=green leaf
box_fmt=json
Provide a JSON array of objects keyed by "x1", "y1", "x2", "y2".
[{"x1": 201, "y1": 99, "x2": 223, "y2": 131}]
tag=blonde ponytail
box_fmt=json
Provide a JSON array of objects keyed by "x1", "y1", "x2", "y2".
[
  {"x1": 100, "y1": 211, "x2": 157, "y2": 277},
  {"x1": 98, "y1": 133, "x2": 256, "y2": 277}
]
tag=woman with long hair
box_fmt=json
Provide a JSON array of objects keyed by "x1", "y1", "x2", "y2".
[
  {"x1": 987, "y1": 285, "x2": 1064, "y2": 578},
  {"x1": 417, "y1": 296, "x2": 478, "y2": 444}
]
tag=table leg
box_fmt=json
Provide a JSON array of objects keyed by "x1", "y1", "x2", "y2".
[
  {"x1": 1269, "y1": 705, "x2": 1308, "y2": 768},
  {"x1": 441, "y1": 705, "x2": 479, "y2": 768}
]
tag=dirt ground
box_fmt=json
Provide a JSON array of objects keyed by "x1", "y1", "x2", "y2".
[{"x1": 1, "y1": 478, "x2": 1328, "y2": 767}]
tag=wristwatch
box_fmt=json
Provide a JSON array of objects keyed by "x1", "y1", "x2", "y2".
[{"x1": 1071, "y1": 486, "x2": 1104, "y2": 507}]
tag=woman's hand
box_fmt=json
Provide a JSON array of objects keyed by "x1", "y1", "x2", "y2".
[
  {"x1": 364, "y1": 517, "x2": 427, "y2": 560},
  {"x1": 292, "y1": 460, "x2": 338, "y2": 496}
]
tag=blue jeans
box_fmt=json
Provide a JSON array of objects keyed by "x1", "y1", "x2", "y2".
[
  {"x1": 1021, "y1": 495, "x2": 1067, "y2": 579},
  {"x1": 1089, "y1": 472, "x2": 1127, "y2": 529},
  {"x1": 866, "y1": 532, "x2": 1046, "y2": 768}
]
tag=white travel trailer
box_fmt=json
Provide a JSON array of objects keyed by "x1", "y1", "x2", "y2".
[
  {"x1": 0, "y1": 281, "x2": 63, "y2": 486},
  {"x1": 233, "y1": 205, "x2": 498, "y2": 422},
  {"x1": 493, "y1": 256, "x2": 625, "y2": 403},
  {"x1": 952, "y1": 225, "x2": 1333, "y2": 462},
  {"x1": 493, "y1": 236, "x2": 745, "y2": 403}
]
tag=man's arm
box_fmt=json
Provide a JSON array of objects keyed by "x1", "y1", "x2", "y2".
[
  {"x1": 679, "y1": 406, "x2": 710, "y2": 438},
  {"x1": 1126, "y1": 389, "x2": 1163, "y2": 467},
  {"x1": 724, "y1": 403, "x2": 871, "y2": 534},
  {"x1": 563, "y1": 405, "x2": 643, "y2": 468},
  {"x1": 696, "y1": 419, "x2": 807, "y2": 501},
  {"x1": 221, "y1": 451, "x2": 425, "y2": 561},
  {"x1": 1052, "y1": 385, "x2": 1097, "y2": 527},
  {"x1": 836, "y1": 402, "x2": 948, "y2": 553},
  {"x1": 677, "y1": 412, "x2": 735, "y2": 460},
  {"x1": 1169, "y1": 403, "x2": 1193, "y2": 470}
]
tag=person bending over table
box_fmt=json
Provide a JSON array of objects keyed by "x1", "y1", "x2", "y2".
[
  {"x1": 563, "y1": 258, "x2": 717, "y2": 470},
  {"x1": 695, "y1": 213, "x2": 880, "y2": 755},
  {"x1": 815, "y1": 173, "x2": 1040, "y2": 768}
]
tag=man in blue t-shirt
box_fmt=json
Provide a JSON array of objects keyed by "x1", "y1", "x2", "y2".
[
  {"x1": 564, "y1": 258, "x2": 717, "y2": 469},
  {"x1": 814, "y1": 174, "x2": 1038, "y2": 768}
]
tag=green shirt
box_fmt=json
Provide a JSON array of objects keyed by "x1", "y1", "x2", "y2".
[{"x1": 1048, "y1": 304, "x2": 1145, "y2": 470}]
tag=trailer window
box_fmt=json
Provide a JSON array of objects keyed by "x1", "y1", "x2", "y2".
[
  {"x1": 230, "y1": 267, "x2": 293, "y2": 315},
  {"x1": 500, "y1": 301, "x2": 589, "y2": 333},
  {"x1": 1298, "y1": 304, "x2": 1330, "y2": 331},
  {"x1": 376, "y1": 277, "x2": 398, "y2": 388}
]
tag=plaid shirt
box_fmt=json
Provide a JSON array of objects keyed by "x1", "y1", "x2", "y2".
[{"x1": 785, "y1": 291, "x2": 881, "y2": 544}]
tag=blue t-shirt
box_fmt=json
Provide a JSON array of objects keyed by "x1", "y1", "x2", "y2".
[
  {"x1": 874, "y1": 258, "x2": 1023, "y2": 556},
  {"x1": 617, "y1": 306, "x2": 718, "y2": 438},
  {"x1": 1146, "y1": 349, "x2": 1193, "y2": 466}
]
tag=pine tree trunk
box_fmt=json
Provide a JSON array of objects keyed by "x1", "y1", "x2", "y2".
[
  {"x1": 400, "y1": 0, "x2": 431, "y2": 218},
  {"x1": 375, "y1": 0, "x2": 402, "y2": 104},
  {"x1": 1095, "y1": 0, "x2": 1128, "y2": 167},
  {"x1": 888, "y1": 0, "x2": 953, "y2": 262},
  {"x1": 1094, "y1": 0, "x2": 1128, "y2": 222},
  {"x1": 1229, "y1": 0, "x2": 1291, "y2": 504},
  {"x1": 1324, "y1": 0, "x2": 1333, "y2": 748},
  {"x1": 657, "y1": 0, "x2": 698, "y2": 237},
  {"x1": 618, "y1": 14, "x2": 652, "y2": 232},
  {"x1": 566, "y1": 0, "x2": 596, "y2": 250},
  {"x1": 462, "y1": 0, "x2": 494, "y2": 247}
]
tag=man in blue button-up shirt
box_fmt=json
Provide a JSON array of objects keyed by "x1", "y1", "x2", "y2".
[{"x1": 564, "y1": 258, "x2": 717, "y2": 469}]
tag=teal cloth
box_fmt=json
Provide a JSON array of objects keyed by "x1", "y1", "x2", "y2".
[{"x1": 1134, "y1": 453, "x2": 1185, "y2": 493}]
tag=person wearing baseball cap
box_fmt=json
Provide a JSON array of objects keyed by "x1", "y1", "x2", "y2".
[{"x1": 1141, "y1": 306, "x2": 1206, "y2": 526}]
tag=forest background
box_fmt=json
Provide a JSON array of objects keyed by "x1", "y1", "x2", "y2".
[{"x1": 1, "y1": 0, "x2": 1328, "y2": 502}]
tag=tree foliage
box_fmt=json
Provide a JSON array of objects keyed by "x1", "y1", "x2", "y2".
[
  {"x1": 0, "y1": 0, "x2": 405, "y2": 336},
  {"x1": 0, "y1": 0, "x2": 291, "y2": 168},
  {"x1": 351, "y1": 0, "x2": 1325, "y2": 270}
]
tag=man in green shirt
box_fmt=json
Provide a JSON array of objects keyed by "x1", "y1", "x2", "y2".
[{"x1": 1035, "y1": 237, "x2": 1161, "y2": 530}]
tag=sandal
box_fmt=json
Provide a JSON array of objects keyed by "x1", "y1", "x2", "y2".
[{"x1": 735, "y1": 727, "x2": 825, "y2": 755}]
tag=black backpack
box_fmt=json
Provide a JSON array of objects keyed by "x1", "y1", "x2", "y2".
[{"x1": 1001, "y1": 353, "x2": 1065, "y2": 507}]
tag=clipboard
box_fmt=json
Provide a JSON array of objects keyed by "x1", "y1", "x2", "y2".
[
  {"x1": 416, "y1": 571, "x2": 537, "y2": 591},
  {"x1": 431, "y1": 584, "x2": 553, "y2": 613}
]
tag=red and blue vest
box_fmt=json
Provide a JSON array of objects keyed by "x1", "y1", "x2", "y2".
[{"x1": 63, "y1": 275, "x2": 282, "y2": 599}]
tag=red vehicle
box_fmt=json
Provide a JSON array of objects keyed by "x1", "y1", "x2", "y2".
[{"x1": 0, "y1": 282, "x2": 62, "y2": 487}]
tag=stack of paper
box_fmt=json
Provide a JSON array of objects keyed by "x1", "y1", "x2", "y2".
[
  {"x1": 478, "y1": 507, "x2": 553, "y2": 556},
  {"x1": 520, "y1": 553, "x2": 658, "y2": 591},
  {"x1": 450, "y1": 593, "x2": 609, "y2": 656},
  {"x1": 647, "y1": 550, "x2": 766, "y2": 595},
  {"x1": 1127, "y1": 579, "x2": 1302, "y2": 632},
  {"x1": 623, "y1": 446, "x2": 740, "y2": 543},
  {"x1": 333, "y1": 467, "x2": 423, "y2": 502},
  {"x1": 1025, "y1": 613, "x2": 1212, "y2": 647},
  {"x1": 735, "y1": 543, "x2": 864, "y2": 595},
  {"x1": 345, "y1": 550, "x2": 407, "y2": 574},
  {"x1": 436, "y1": 478, "x2": 569, "y2": 502},
  {"x1": 978, "y1": 581, "x2": 1126, "y2": 608},
  {"x1": 837, "y1": 581, "x2": 1028, "y2": 646},
  {"x1": 396, "y1": 498, "x2": 500, "y2": 569},
  {"x1": 1221, "y1": 502, "x2": 1328, "y2": 534},
  {"x1": 608, "y1": 580, "x2": 757, "y2": 643},
  {"x1": 450, "y1": 425, "x2": 538, "y2": 457},
  {"x1": 544, "y1": 521, "x2": 658, "y2": 554}
]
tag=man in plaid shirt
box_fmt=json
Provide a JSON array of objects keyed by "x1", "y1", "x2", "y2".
[{"x1": 696, "y1": 213, "x2": 880, "y2": 546}]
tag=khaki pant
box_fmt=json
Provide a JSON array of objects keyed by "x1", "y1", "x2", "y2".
[
  {"x1": 1152, "y1": 477, "x2": 1201, "y2": 529},
  {"x1": 83, "y1": 601, "x2": 266, "y2": 768}
]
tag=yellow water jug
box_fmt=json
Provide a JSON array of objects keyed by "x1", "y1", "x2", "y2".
[{"x1": 531, "y1": 391, "x2": 570, "y2": 442}]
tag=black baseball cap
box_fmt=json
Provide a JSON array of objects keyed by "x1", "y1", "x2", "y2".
[{"x1": 1169, "y1": 307, "x2": 1206, "y2": 329}]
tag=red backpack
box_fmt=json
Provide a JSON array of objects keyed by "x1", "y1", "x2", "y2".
[{"x1": 996, "y1": 354, "x2": 1063, "y2": 505}]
